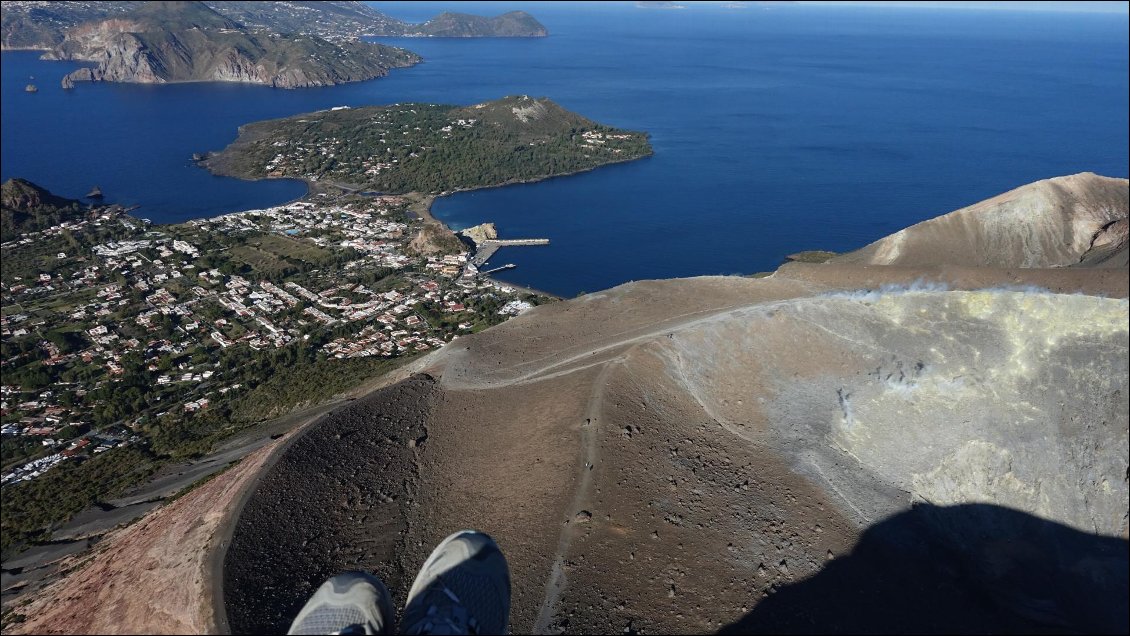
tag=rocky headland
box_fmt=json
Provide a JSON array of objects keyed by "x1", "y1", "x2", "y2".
[
  {"x1": 43, "y1": 1, "x2": 420, "y2": 89},
  {"x1": 1, "y1": 177, "x2": 90, "y2": 242}
]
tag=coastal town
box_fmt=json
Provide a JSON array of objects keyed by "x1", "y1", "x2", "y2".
[
  {"x1": 0, "y1": 94, "x2": 645, "y2": 556},
  {"x1": 0, "y1": 187, "x2": 544, "y2": 487}
]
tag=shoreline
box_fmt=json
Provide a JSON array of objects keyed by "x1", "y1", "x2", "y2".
[
  {"x1": 412, "y1": 192, "x2": 563, "y2": 299},
  {"x1": 484, "y1": 275, "x2": 562, "y2": 300},
  {"x1": 199, "y1": 137, "x2": 653, "y2": 300},
  {"x1": 430, "y1": 148, "x2": 653, "y2": 200}
]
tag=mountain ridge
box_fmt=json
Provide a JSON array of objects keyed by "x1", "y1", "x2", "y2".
[
  {"x1": 1, "y1": 1, "x2": 548, "y2": 50},
  {"x1": 831, "y1": 172, "x2": 1129, "y2": 269},
  {"x1": 44, "y1": 1, "x2": 422, "y2": 89}
]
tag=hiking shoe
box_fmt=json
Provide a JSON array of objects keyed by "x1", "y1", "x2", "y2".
[
  {"x1": 401, "y1": 530, "x2": 511, "y2": 635},
  {"x1": 288, "y1": 571, "x2": 395, "y2": 635}
]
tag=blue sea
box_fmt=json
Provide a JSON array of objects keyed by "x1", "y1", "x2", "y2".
[{"x1": 2, "y1": 2, "x2": 1127, "y2": 296}]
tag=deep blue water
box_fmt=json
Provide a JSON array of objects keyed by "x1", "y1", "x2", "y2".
[{"x1": 2, "y1": 4, "x2": 1127, "y2": 296}]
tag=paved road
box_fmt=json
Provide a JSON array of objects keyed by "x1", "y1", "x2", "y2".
[{"x1": 0, "y1": 398, "x2": 351, "y2": 612}]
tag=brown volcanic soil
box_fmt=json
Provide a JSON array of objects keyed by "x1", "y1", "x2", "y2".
[
  {"x1": 223, "y1": 374, "x2": 438, "y2": 633},
  {"x1": 225, "y1": 268, "x2": 1128, "y2": 634},
  {"x1": 222, "y1": 173, "x2": 1130, "y2": 632},
  {"x1": 9, "y1": 175, "x2": 1127, "y2": 635}
]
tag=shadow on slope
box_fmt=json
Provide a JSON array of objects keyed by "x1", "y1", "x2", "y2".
[{"x1": 720, "y1": 503, "x2": 1128, "y2": 635}]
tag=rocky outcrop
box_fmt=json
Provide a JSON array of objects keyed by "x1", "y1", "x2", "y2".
[
  {"x1": 832, "y1": 172, "x2": 1130, "y2": 268},
  {"x1": 1, "y1": 178, "x2": 87, "y2": 242},
  {"x1": 407, "y1": 223, "x2": 465, "y2": 255},
  {"x1": 459, "y1": 222, "x2": 499, "y2": 245},
  {"x1": 2, "y1": 178, "x2": 59, "y2": 211},
  {"x1": 46, "y1": 1, "x2": 420, "y2": 89}
]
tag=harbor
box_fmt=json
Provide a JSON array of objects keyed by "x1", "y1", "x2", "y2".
[{"x1": 469, "y1": 238, "x2": 550, "y2": 267}]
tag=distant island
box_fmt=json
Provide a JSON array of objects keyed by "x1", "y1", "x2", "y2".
[
  {"x1": 399, "y1": 11, "x2": 548, "y2": 38},
  {"x1": 201, "y1": 96, "x2": 653, "y2": 193},
  {"x1": 1, "y1": 1, "x2": 548, "y2": 51}
]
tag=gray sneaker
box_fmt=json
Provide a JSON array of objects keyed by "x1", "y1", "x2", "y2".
[
  {"x1": 288, "y1": 571, "x2": 395, "y2": 635},
  {"x1": 401, "y1": 530, "x2": 512, "y2": 635}
]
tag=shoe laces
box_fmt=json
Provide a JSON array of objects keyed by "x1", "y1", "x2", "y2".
[{"x1": 404, "y1": 582, "x2": 481, "y2": 635}]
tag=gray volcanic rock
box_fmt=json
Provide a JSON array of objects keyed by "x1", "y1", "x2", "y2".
[
  {"x1": 45, "y1": 1, "x2": 420, "y2": 88},
  {"x1": 832, "y1": 172, "x2": 1129, "y2": 268},
  {"x1": 227, "y1": 288, "x2": 1128, "y2": 633},
  {"x1": 0, "y1": 1, "x2": 140, "y2": 50}
]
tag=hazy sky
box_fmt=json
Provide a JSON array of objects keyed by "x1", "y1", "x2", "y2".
[
  {"x1": 798, "y1": 1, "x2": 1129, "y2": 12},
  {"x1": 371, "y1": 1, "x2": 1130, "y2": 15}
]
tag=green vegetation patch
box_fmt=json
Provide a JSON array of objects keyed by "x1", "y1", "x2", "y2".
[
  {"x1": 204, "y1": 96, "x2": 652, "y2": 194},
  {"x1": 227, "y1": 233, "x2": 340, "y2": 278},
  {"x1": 1, "y1": 178, "x2": 88, "y2": 243},
  {"x1": 232, "y1": 355, "x2": 408, "y2": 422},
  {"x1": 0, "y1": 446, "x2": 158, "y2": 557},
  {"x1": 785, "y1": 250, "x2": 838, "y2": 264}
]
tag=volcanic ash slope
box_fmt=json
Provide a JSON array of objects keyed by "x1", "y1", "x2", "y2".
[
  {"x1": 832, "y1": 172, "x2": 1128, "y2": 268},
  {"x1": 226, "y1": 175, "x2": 1128, "y2": 634}
]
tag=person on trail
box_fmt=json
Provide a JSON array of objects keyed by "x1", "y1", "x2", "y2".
[{"x1": 288, "y1": 530, "x2": 511, "y2": 635}]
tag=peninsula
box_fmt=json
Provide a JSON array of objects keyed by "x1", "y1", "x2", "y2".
[
  {"x1": 44, "y1": 1, "x2": 420, "y2": 89},
  {"x1": 201, "y1": 95, "x2": 653, "y2": 193}
]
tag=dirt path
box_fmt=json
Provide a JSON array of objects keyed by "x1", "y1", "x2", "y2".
[{"x1": 533, "y1": 358, "x2": 620, "y2": 631}]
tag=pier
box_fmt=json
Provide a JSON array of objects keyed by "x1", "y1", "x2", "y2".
[
  {"x1": 470, "y1": 238, "x2": 549, "y2": 267},
  {"x1": 481, "y1": 263, "x2": 517, "y2": 274}
]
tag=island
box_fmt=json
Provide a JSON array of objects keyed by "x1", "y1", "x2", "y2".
[
  {"x1": 201, "y1": 95, "x2": 653, "y2": 193},
  {"x1": 45, "y1": 1, "x2": 421, "y2": 89},
  {"x1": 399, "y1": 11, "x2": 549, "y2": 38},
  {"x1": 1, "y1": 1, "x2": 548, "y2": 51}
]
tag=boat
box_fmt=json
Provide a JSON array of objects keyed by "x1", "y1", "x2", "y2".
[
  {"x1": 86, "y1": 186, "x2": 104, "y2": 199},
  {"x1": 25, "y1": 84, "x2": 38, "y2": 93}
]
